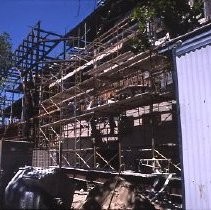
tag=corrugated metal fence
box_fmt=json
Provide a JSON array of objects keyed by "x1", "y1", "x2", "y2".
[{"x1": 176, "y1": 31, "x2": 211, "y2": 209}]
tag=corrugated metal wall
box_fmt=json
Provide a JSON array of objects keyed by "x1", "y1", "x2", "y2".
[{"x1": 176, "y1": 43, "x2": 211, "y2": 209}]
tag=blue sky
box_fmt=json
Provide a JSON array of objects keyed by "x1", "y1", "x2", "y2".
[{"x1": 0, "y1": 0, "x2": 97, "y2": 50}]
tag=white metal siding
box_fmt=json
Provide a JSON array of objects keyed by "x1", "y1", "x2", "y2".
[{"x1": 176, "y1": 45, "x2": 211, "y2": 210}]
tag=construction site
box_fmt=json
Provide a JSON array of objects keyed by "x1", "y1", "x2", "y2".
[{"x1": 0, "y1": 0, "x2": 211, "y2": 209}]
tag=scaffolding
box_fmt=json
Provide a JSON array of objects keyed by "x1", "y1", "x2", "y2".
[
  {"x1": 0, "y1": 0, "x2": 180, "y2": 174},
  {"x1": 36, "y1": 10, "x2": 178, "y2": 172}
]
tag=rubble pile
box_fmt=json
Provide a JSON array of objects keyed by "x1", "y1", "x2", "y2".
[{"x1": 4, "y1": 167, "x2": 75, "y2": 209}]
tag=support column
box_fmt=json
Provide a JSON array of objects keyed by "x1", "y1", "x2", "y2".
[{"x1": 204, "y1": 0, "x2": 211, "y2": 20}]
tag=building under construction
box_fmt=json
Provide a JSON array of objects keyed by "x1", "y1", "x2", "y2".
[{"x1": 0, "y1": 0, "x2": 211, "y2": 209}]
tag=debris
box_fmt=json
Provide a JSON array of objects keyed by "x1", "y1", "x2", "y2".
[
  {"x1": 82, "y1": 177, "x2": 156, "y2": 210},
  {"x1": 4, "y1": 167, "x2": 76, "y2": 209}
]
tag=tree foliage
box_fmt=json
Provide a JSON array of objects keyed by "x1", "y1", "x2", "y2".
[
  {"x1": 0, "y1": 32, "x2": 12, "y2": 84},
  {"x1": 131, "y1": 0, "x2": 203, "y2": 50}
]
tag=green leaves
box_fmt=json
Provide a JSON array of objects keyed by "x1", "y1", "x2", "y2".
[
  {"x1": 132, "y1": 5, "x2": 155, "y2": 51},
  {"x1": 0, "y1": 32, "x2": 12, "y2": 83},
  {"x1": 133, "y1": 5, "x2": 155, "y2": 30},
  {"x1": 131, "y1": 0, "x2": 203, "y2": 51}
]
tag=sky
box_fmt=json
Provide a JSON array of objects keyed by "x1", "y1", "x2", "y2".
[{"x1": 0, "y1": 0, "x2": 98, "y2": 50}]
